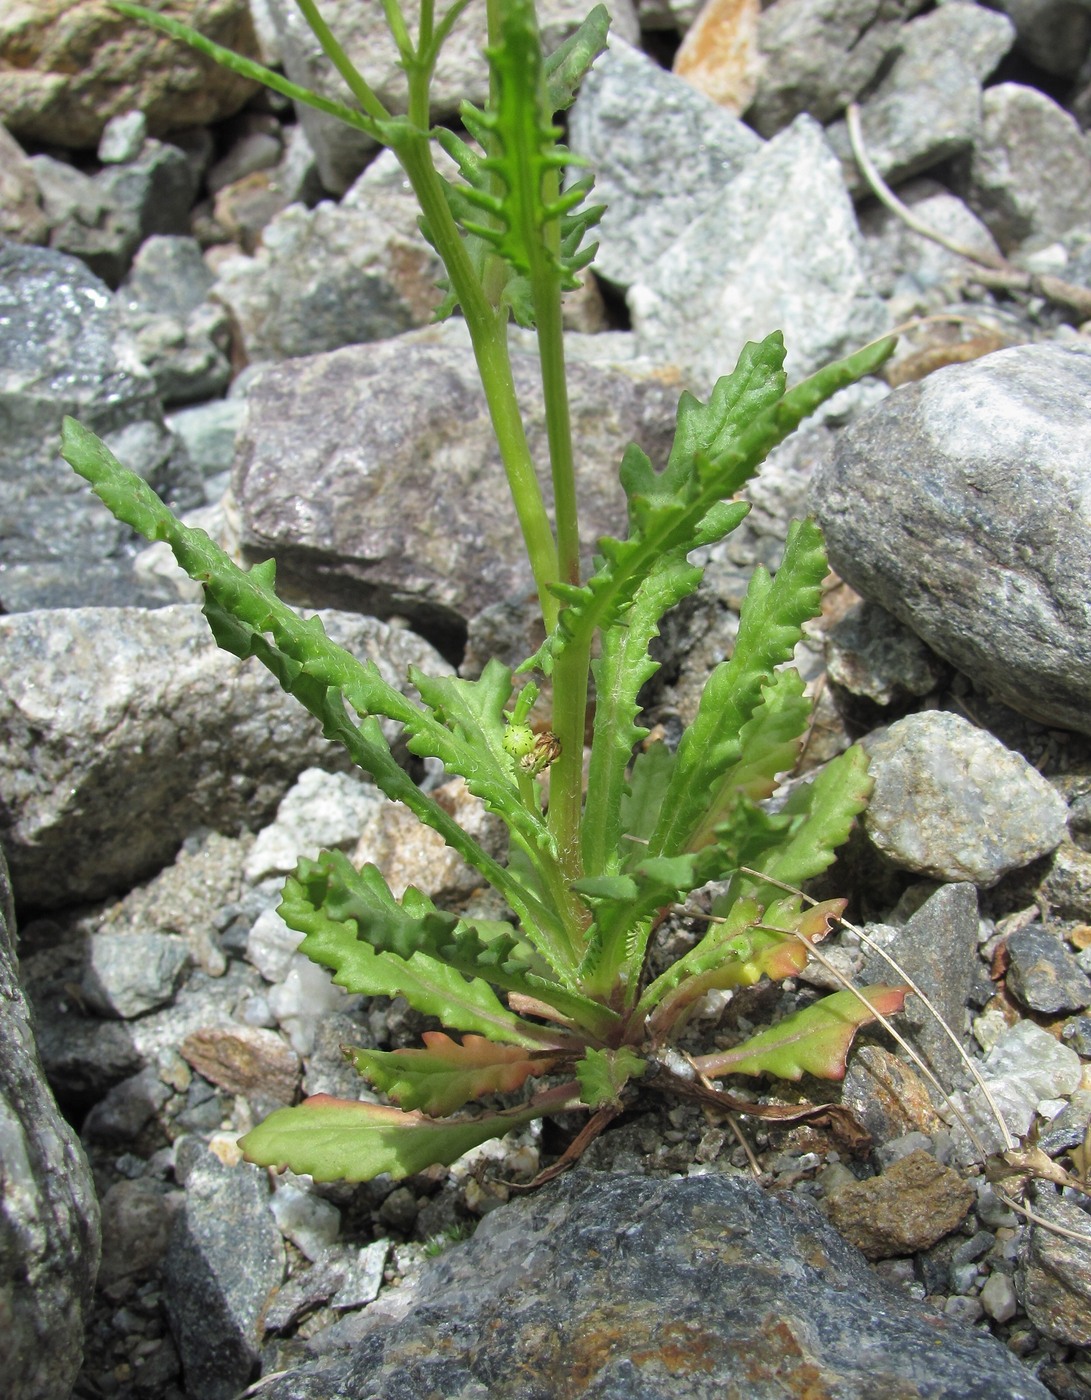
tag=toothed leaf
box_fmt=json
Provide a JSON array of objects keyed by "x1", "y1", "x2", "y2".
[{"x1": 349, "y1": 1032, "x2": 558, "y2": 1116}]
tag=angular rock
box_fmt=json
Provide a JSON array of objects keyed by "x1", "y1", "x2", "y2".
[
  {"x1": 962, "y1": 84, "x2": 1091, "y2": 253},
  {"x1": 0, "y1": 848, "x2": 100, "y2": 1400},
  {"x1": 745, "y1": 0, "x2": 925, "y2": 138},
  {"x1": 824, "y1": 1149, "x2": 974, "y2": 1260},
  {"x1": 629, "y1": 115, "x2": 888, "y2": 389},
  {"x1": 825, "y1": 599, "x2": 946, "y2": 707},
  {"x1": 0, "y1": 241, "x2": 200, "y2": 611},
  {"x1": 165, "y1": 1140, "x2": 285, "y2": 1400},
  {"x1": 82, "y1": 930, "x2": 192, "y2": 1019},
  {"x1": 859, "y1": 178, "x2": 1003, "y2": 316},
  {"x1": 862, "y1": 883, "x2": 979, "y2": 1080},
  {"x1": 0, "y1": 0, "x2": 259, "y2": 150},
  {"x1": 180, "y1": 1026, "x2": 301, "y2": 1105},
  {"x1": 210, "y1": 150, "x2": 445, "y2": 361},
  {"x1": 671, "y1": 0, "x2": 761, "y2": 112},
  {"x1": 116, "y1": 235, "x2": 231, "y2": 406},
  {"x1": 840, "y1": 1045, "x2": 944, "y2": 1145},
  {"x1": 232, "y1": 336, "x2": 677, "y2": 633},
  {"x1": 251, "y1": 1171, "x2": 1052, "y2": 1398},
  {"x1": 0, "y1": 604, "x2": 449, "y2": 907},
  {"x1": 994, "y1": 0, "x2": 1091, "y2": 76},
  {"x1": 826, "y1": 3, "x2": 1014, "y2": 190},
  {"x1": 266, "y1": 0, "x2": 640, "y2": 193},
  {"x1": 96, "y1": 1177, "x2": 176, "y2": 1289},
  {"x1": 1005, "y1": 925, "x2": 1091, "y2": 1015},
  {"x1": 1019, "y1": 1188, "x2": 1091, "y2": 1345},
  {"x1": 861, "y1": 712, "x2": 1067, "y2": 886},
  {"x1": 1042, "y1": 842, "x2": 1091, "y2": 922},
  {"x1": 98, "y1": 110, "x2": 147, "y2": 164},
  {"x1": 269, "y1": 1181, "x2": 342, "y2": 1262},
  {"x1": 947, "y1": 1021, "x2": 1082, "y2": 1160},
  {"x1": 32, "y1": 137, "x2": 198, "y2": 287},
  {"x1": 811, "y1": 345, "x2": 1091, "y2": 736},
  {"x1": 245, "y1": 768, "x2": 384, "y2": 885},
  {"x1": 0, "y1": 124, "x2": 48, "y2": 245},
  {"x1": 568, "y1": 38, "x2": 760, "y2": 290}
]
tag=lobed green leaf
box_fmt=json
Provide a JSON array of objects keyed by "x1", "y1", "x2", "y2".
[
  {"x1": 575, "y1": 1045, "x2": 646, "y2": 1109},
  {"x1": 348, "y1": 1032, "x2": 559, "y2": 1116}
]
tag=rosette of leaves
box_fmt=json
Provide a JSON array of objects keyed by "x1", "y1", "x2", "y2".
[{"x1": 63, "y1": 0, "x2": 902, "y2": 1185}]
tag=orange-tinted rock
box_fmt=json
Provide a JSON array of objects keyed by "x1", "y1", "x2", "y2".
[{"x1": 673, "y1": 0, "x2": 761, "y2": 113}]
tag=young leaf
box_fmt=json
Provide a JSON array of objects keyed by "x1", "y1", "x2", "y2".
[
  {"x1": 543, "y1": 5, "x2": 611, "y2": 111},
  {"x1": 725, "y1": 742, "x2": 873, "y2": 906},
  {"x1": 691, "y1": 985, "x2": 910, "y2": 1082},
  {"x1": 348, "y1": 1032, "x2": 559, "y2": 1116},
  {"x1": 582, "y1": 554, "x2": 703, "y2": 878},
  {"x1": 576, "y1": 1046, "x2": 646, "y2": 1110},
  {"x1": 650, "y1": 517, "x2": 830, "y2": 859},
  {"x1": 280, "y1": 856, "x2": 564, "y2": 1049},
  {"x1": 523, "y1": 334, "x2": 896, "y2": 676},
  {"x1": 239, "y1": 1092, "x2": 566, "y2": 1183}
]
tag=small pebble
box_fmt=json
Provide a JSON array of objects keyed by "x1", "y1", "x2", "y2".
[{"x1": 980, "y1": 1270, "x2": 1018, "y2": 1322}]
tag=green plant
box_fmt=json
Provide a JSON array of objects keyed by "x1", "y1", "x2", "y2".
[{"x1": 61, "y1": 0, "x2": 903, "y2": 1185}]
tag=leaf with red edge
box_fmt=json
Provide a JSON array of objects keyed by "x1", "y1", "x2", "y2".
[
  {"x1": 238, "y1": 1092, "x2": 565, "y2": 1182},
  {"x1": 690, "y1": 984, "x2": 908, "y2": 1082},
  {"x1": 348, "y1": 1033, "x2": 559, "y2": 1116}
]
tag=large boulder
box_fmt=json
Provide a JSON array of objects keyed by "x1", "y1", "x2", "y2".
[{"x1": 249, "y1": 1170, "x2": 1053, "y2": 1398}]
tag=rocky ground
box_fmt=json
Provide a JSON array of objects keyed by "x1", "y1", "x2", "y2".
[{"x1": 3, "y1": 0, "x2": 1091, "y2": 1398}]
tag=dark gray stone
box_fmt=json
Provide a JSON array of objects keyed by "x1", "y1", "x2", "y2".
[
  {"x1": 232, "y1": 336, "x2": 677, "y2": 632},
  {"x1": 0, "y1": 240, "x2": 199, "y2": 612},
  {"x1": 1005, "y1": 925, "x2": 1091, "y2": 1015},
  {"x1": 251, "y1": 1171, "x2": 1053, "y2": 1398},
  {"x1": 810, "y1": 345, "x2": 1091, "y2": 736},
  {"x1": 826, "y1": 600, "x2": 946, "y2": 707},
  {"x1": 568, "y1": 37, "x2": 760, "y2": 289},
  {"x1": 165, "y1": 1141, "x2": 285, "y2": 1400},
  {"x1": 861, "y1": 712, "x2": 1068, "y2": 885},
  {"x1": 862, "y1": 883, "x2": 978, "y2": 1081},
  {"x1": 1018, "y1": 1187, "x2": 1091, "y2": 1346},
  {"x1": 0, "y1": 846, "x2": 100, "y2": 1400},
  {"x1": 0, "y1": 605, "x2": 449, "y2": 907},
  {"x1": 992, "y1": 0, "x2": 1091, "y2": 76}
]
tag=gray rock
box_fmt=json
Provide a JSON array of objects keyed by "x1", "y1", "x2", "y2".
[
  {"x1": 567, "y1": 37, "x2": 760, "y2": 290},
  {"x1": 96, "y1": 1177, "x2": 176, "y2": 1288},
  {"x1": 98, "y1": 110, "x2": 148, "y2": 164},
  {"x1": 810, "y1": 345, "x2": 1091, "y2": 736},
  {"x1": 1045, "y1": 842, "x2": 1091, "y2": 922},
  {"x1": 629, "y1": 115, "x2": 888, "y2": 390},
  {"x1": 826, "y1": 4, "x2": 1014, "y2": 191},
  {"x1": 859, "y1": 178, "x2": 1003, "y2": 317},
  {"x1": 267, "y1": 0, "x2": 639, "y2": 193},
  {"x1": 252, "y1": 1171, "x2": 1053, "y2": 1398},
  {"x1": 862, "y1": 883, "x2": 978, "y2": 1081},
  {"x1": 0, "y1": 0, "x2": 259, "y2": 150},
  {"x1": 0, "y1": 604, "x2": 449, "y2": 907},
  {"x1": 1005, "y1": 925, "x2": 1091, "y2": 1014},
  {"x1": 1018, "y1": 1187, "x2": 1091, "y2": 1346},
  {"x1": 861, "y1": 711, "x2": 1069, "y2": 885},
  {"x1": 245, "y1": 767, "x2": 384, "y2": 885},
  {"x1": 0, "y1": 847, "x2": 100, "y2": 1400},
  {"x1": 826, "y1": 600, "x2": 946, "y2": 707},
  {"x1": 165, "y1": 1140, "x2": 285, "y2": 1400},
  {"x1": 210, "y1": 149, "x2": 445, "y2": 361},
  {"x1": 232, "y1": 336, "x2": 677, "y2": 632},
  {"x1": 32, "y1": 139, "x2": 197, "y2": 288},
  {"x1": 0, "y1": 124, "x2": 48, "y2": 246},
  {"x1": 82, "y1": 930, "x2": 193, "y2": 1019},
  {"x1": 116, "y1": 235, "x2": 231, "y2": 406},
  {"x1": 961, "y1": 84, "x2": 1091, "y2": 254},
  {"x1": 947, "y1": 1020, "x2": 1082, "y2": 1159},
  {"x1": 166, "y1": 398, "x2": 247, "y2": 480},
  {"x1": 991, "y1": 0, "x2": 1091, "y2": 78},
  {"x1": 0, "y1": 241, "x2": 200, "y2": 612},
  {"x1": 745, "y1": 0, "x2": 925, "y2": 138},
  {"x1": 81, "y1": 1064, "x2": 173, "y2": 1150}
]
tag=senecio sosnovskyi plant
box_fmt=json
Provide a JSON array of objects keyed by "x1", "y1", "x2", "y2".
[{"x1": 61, "y1": 0, "x2": 906, "y2": 1186}]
